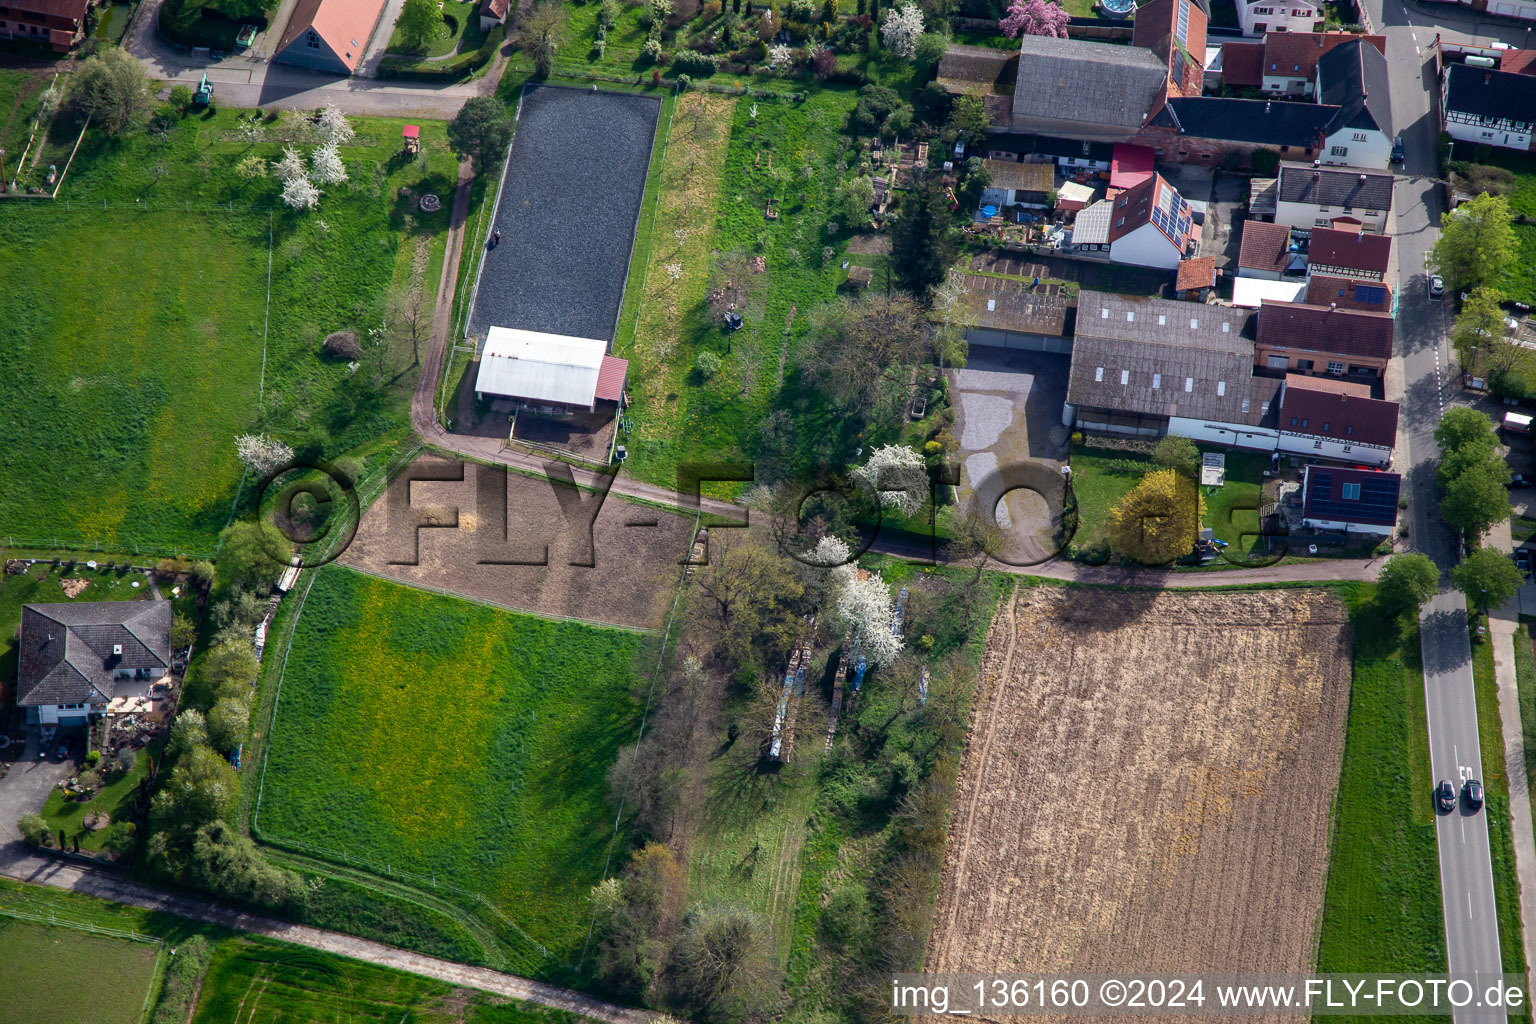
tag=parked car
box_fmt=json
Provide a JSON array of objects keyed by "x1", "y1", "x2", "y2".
[
  {"x1": 1429, "y1": 275, "x2": 1445, "y2": 299},
  {"x1": 1436, "y1": 779, "x2": 1457, "y2": 813},
  {"x1": 1509, "y1": 474, "x2": 1531, "y2": 489},
  {"x1": 1516, "y1": 548, "x2": 1532, "y2": 580},
  {"x1": 1391, "y1": 135, "x2": 1405, "y2": 164},
  {"x1": 1464, "y1": 778, "x2": 1484, "y2": 810},
  {"x1": 52, "y1": 738, "x2": 70, "y2": 762}
]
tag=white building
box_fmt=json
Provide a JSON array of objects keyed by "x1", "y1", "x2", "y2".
[
  {"x1": 1316, "y1": 40, "x2": 1395, "y2": 168},
  {"x1": 1070, "y1": 174, "x2": 1197, "y2": 270},
  {"x1": 1273, "y1": 162, "x2": 1393, "y2": 234},
  {"x1": 1442, "y1": 63, "x2": 1536, "y2": 153},
  {"x1": 474, "y1": 327, "x2": 629, "y2": 415},
  {"x1": 1236, "y1": 0, "x2": 1321, "y2": 38}
]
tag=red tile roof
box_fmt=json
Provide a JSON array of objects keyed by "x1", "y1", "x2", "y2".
[
  {"x1": 1304, "y1": 274, "x2": 1392, "y2": 311},
  {"x1": 1176, "y1": 257, "x2": 1215, "y2": 292},
  {"x1": 1258, "y1": 299, "x2": 1395, "y2": 361},
  {"x1": 1284, "y1": 371, "x2": 1369, "y2": 397},
  {"x1": 1306, "y1": 226, "x2": 1391, "y2": 275},
  {"x1": 1237, "y1": 220, "x2": 1295, "y2": 274},
  {"x1": 595, "y1": 355, "x2": 628, "y2": 403},
  {"x1": 1501, "y1": 50, "x2": 1536, "y2": 75},
  {"x1": 8, "y1": 0, "x2": 86, "y2": 19},
  {"x1": 1221, "y1": 40, "x2": 1265, "y2": 88},
  {"x1": 1280, "y1": 379, "x2": 1398, "y2": 448},
  {"x1": 1133, "y1": 0, "x2": 1208, "y2": 93},
  {"x1": 276, "y1": 0, "x2": 388, "y2": 72},
  {"x1": 1108, "y1": 173, "x2": 1193, "y2": 251},
  {"x1": 1262, "y1": 32, "x2": 1385, "y2": 84},
  {"x1": 481, "y1": 0, "x2": 509, "y2": 20}
]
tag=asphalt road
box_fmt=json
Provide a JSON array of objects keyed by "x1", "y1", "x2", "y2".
[{"x1": 1364, "y1": 0, "x2": 1533, "y2": 1007}]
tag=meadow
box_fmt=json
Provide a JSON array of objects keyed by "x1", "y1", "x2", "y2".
[
  {"x1": 0, "y1": 107, "x2": 458, "y2": 555},
  {"x1": 254, "y1": 566, "x2": 649, "y2": 964},
  {"x1": 0, "y1": 918, "x2": 161, "y2": 1024}
]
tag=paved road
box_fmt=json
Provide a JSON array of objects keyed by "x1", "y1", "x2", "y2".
[
  {"x1": 0, "y1": 847, "x2": 661, "y2": 1024},
  {"x1": 1366, "y1": 0, "x2": 1520, "y2": 1004}
]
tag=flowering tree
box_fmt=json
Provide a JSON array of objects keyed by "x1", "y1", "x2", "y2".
[
  {"x1": 999, "y1": 0, "x2": 1068, "y2": 38},
  {"x1": 835, "y1": 571, "x2": 903, "y2": 668},
  {"x1": 880, "y1": 1, "x2": 924, "y2": 58},
  {"x1": 281, "y1": 176, "x2": 322, "y2": 211},
  {"x1": 812, "y1": 45, "x2": 836, "y2": 78},
  {"x1": 234, "y1": 434, "x2": 295, "y2": 475},
  {"x1": 767, "y1": 42, "x2": 793, "y2": 67},
  {"x1": 309, "y1": 141, "x2": 348, "y2": 185},
  {"x1": 316, "y1": 103, "x2": 355, "y2": 146},
  {"x1": 852, "y1": 444, "x2": 927, "y2": 516},
  {"x1": 272, "y1": 146, "x2": 307, "y2": 183}
]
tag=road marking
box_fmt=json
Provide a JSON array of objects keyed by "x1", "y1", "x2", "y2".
[{"x1": 1469, "y1": 891, "x2": 1474, "y2": 918}]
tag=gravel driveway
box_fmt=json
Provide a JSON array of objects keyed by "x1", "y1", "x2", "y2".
[{"x1": 0, "y1": 730, "x2": 71, "y2": 846}]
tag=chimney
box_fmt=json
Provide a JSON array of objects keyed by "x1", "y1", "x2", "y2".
[{"x1": 1359, "y1": 173, "x2": 1367, "y2": 181}]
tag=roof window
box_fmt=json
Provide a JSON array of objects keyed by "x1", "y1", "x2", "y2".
[
  {"x1": 1153, "y1": 373, "x2": 1162, "y2": 388},
  {"x1": 1095, "y1": 367, "x2": 1104, "y2": 381},
  {"x1": 1184, "y1": 377, "x2": 1194, "y2": 392},
  {"x1": 1190, "y1": 318, "x2": 1199, "y2": 329},
  {"x1": 1217, "y1": 381, "x2": 1227, "y2": 396},
  {"x1": 1121, "y1": 370, "x2": 1130, "y2": 385},
  {"x1": 1127, "y1": 311, "x2": 1135, "y2": 322}
]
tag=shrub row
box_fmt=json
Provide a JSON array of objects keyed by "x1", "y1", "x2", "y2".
[
  {"x1": 148, "y1": 935, "x2": 214, "y2": 1024},
  {"x1": 378, "y1": 24, "x2": 502, "y2": 81}
]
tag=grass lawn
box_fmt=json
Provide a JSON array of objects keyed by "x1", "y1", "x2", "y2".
[
  {"x1": 1516, "y1": 621, "x2": 1536, "y2": 856},
  {"x1": 0, "y1": 109, "x2": 457, "y2": 556},
  {"x1": 1201, "y1": 448, "x2": 1270, "y2": 555},
  {"x1": 0, "y1": 67, "x2": 51, "y2": 159},
  {"x1": 191, "y1": 936, "x2": 583, "y2": 1024},
  {"x1": 0, "y1": 918, "x2": 161, "y2": 1024},
  {"x1": 1064, "y1": 441, "x2": 1150, "y2": 555},
  {"x1": 40, "y1": 739, "x2": 164, "y2": 856},
  {"x1": 255, "y1": 566, "x2": 649, "y2": 965},
  {"x1": 1316, "y1": 590, "x2": 1447, "y2": 982},
  {"x1": 387, "y1": 0, "x2": 487, "y2": 57},
  {"x1": 1470, "y1": 636, "x2": 1530, "y2": 978}
]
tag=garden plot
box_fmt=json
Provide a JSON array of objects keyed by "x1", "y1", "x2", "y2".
[
  {"x1": 928, "y1": 587, "x2": 1351, "y2": 1003},
  {"x1": 0, "y1": 918, "x2": 160, "y2": 1024},
  {"x1": 257, "y1": 565, "x2": 649, "y2": 959},
  {"x1": 336, "y1": 453, "x2": 693, "y2": 629},
  {"x1": 468, "y1": 86, "x2": 660, "y2": 343}
]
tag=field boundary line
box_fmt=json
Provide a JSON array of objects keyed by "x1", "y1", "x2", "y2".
[
  {"x1": 0, "y1": 904, "x2": 162, "y2": 945},
  {"x1": 615, "y1": 83, "x2": 679, "y2": 355},
  {"x1": 258, "y1": 211, "x2": 273, "y2": 414}
]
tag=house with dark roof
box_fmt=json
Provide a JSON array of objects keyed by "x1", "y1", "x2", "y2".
[
  {"x1": 1257, "y1": 32, "x2": 1386, "y2": 97},
  {"x1": 1317, "y1": 39, "x2": 1394, "y2": 167},
  {"x1": 1131, "y1": 0, "x2": 1208, "y2": 98},
  {"x1": 950, "y1": 273, "x2": 1073, "y2": 353},
  {"x1": 1279, "y1": 376, "x2": 1398, "y2": 467},
  {"x1": 1304, "y1": 225, "x2": 1391, "y2": 280},
  {"x1": 1305, "y1": 274, "x2": 1392, "y2": 312},
  {"x1": 1009, "y1": 35, "x2": 1170, "y2": 142},
  {"x1": 0, "y1": 0, "x2": 87, "y2": 51},
  {"x1": 274, "y1": 0, "x2": 390, "y2": 74},
  {"x1": 1274, "y1": 161, "x2": 1392, "y2": 233},
  {"x1": 1300, "y1": 465, "x2": 1401, "y2": 534},
  {"x1": 1237, "y1": 220, "x2": 1306, "y2": 280},
  {"x1": 1134, "y1": 97, "x2": 1332, "y2": 165},
  {"x1": 1442, "y1": 63, "x2": 1536, "y2": 153},
  {"x1": 937, "y1": 45, "x2": 1020, "y2": 130},
  {"x1": 18, "y1": 601, "x2": 172, "y2": 726},
  {"x1": 1256, "y1": 299, "x2": 1394, "y2": 379}
]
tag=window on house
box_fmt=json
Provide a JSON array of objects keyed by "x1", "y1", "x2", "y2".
[
  {"x1": 1190, "y1": 318, "x2": 1199, "y2": 329},
  {"x1": 1301, "y1": 418, "x2": 1309, "y2": 428},
  {"x1": 1120, "y1": 370, "x2": 1130, "y2": 385},
  {"x1": 1115, "y1": 217, "x2": 1125, "y2": 227},
  {"x1": 1323, "y1": 421, "x2": 1330, "y2": 431},
  {"x1": 1126, "y1": 311, "x2": 1135, "y2": 322},
  {"x1": 1352, "y1": 132, "x2": 1368, "y2": 142},
  {"x1": 1345, "y1": 425, "x2": 1353, "y2": 435},
  {"x1": 1217, "y1": 381, "x2": 1227, "y2": 396},
  {"x1": 1330, "y1": 146, "x2": 1348, "y2": 156},
  {"x1": 1242, "y1": 397, "x2": 1251, "y2": 413},
  {"x1": 1184, "y1": 377, "x2": 1194, "y2": 392},
  {"x1": 1101, "y1": 308, "x2": 1109, "y2": 318},
  {"x1": 1261, "y1": 401, "x2": 1271, "y2": 414},
  {"x1": 58, "y1": 702, "x2": 85, "y2": 710},
  {"x1": 1290, "y1": 417, "x2": 1298, "y2": 426},
  {"x1": 1297, "y1": 360, "x2": 1314, "y2": 371},
  {"x1": 1482, "y1": 131, "x2": 1495, "y2": 139},
  {"x1": 1153, "y1": 373, "x2": 1162, "y2": 388},
  {"x1": 307, "y1": 29, "x2": 320, "y2": 48},
  {"x1": 1342, "y1": 444, "x2": 1352, "y2": 453},
  {"x1": 1327, "y1": 361, "x2": 1344, "y2": 374},
  {"x1": 1158, "y1": 315, "x2": 1166, "y2": 325},
  {"x1": 1315, "y1": 218, "x2": 1331, "y2": 227},
  {"x1": 1314, "y1": 439, "x2": 1323, "y2": 449},
  {"x1": 1095, "y1": 367, "x2": 1104, "y2": 381},
  {"x1": 1342, "y1": 206, "x2": 1354, "y2": 214}
]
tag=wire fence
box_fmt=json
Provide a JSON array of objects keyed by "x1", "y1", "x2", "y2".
[
  {"x1": 0, "y1": 905, "x2": 163, "y2": 946},
  {"x1": 0, "y1": 536, "x2": 216, "y2": 561}
]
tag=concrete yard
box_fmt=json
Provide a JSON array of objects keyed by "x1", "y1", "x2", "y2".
[{"x1": 467, "y1": 85, "x2": 661, "y2": 344}]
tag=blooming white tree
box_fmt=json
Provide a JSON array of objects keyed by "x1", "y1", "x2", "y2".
[
  {"x1": 234, "y1": 434, "x2": 295, "y2": 475},
  {"x1": 835, "y1": 571, "x2": 903, "y2": 668},
  {"x1": 767, "y1": 42, "x2": 792, "y2": 68},
  {"x1": 852, "y1": 444, "x2": 927, "y2": 516},
  {"x1": 272, "y1": 146, "x2": 307, "y2": 183},
  {"x1": 316, "y1": 103, "x2": 355, "y2": 146},
  {"x1": 281, "y1": 176, "x2": 322, "y2": 211},
  {"x1": 309, "y1": 141, "x2": 348, "y2": 185},
  {"x1": 880, "y1": 1, "x2": 925, "y2": 58}
]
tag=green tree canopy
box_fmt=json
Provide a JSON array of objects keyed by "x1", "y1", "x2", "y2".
[
  {"x1": 206, "y1": 697, "x2": 251, "y2": 752},
  {"x1": 1440, "y1": 458, "x2": 1512, "y2": 540},
  {"x1": 1434, "y1": 405, "x2": 1498, "y2": 461},
  {"x1": 1108, "y1": 468, "x2": 1206, "y2": 566},
  {"x1": 68, "y1": 48, "x2": 152, "y2": 137},
  {"x1": 890, "y1": 177, "x2": 959, "y2": 300},
  {"x1": 1430, "y1": 193, "x2": 1518, "y2": 293},
  {"x1": 1452, "y1": 546, "x2": 1523, "y2": 610},
  {"x1": 803, "y1": 291, "x2": 933, "y2": 424},
  {"x1": 1377, "y1": 552, "x2": 1440, "y2": 612},
  {"x1": 215, "y1": 520, "x2": 288, "y2": 594},
  {"x1": 152, "y1": 746, "x2": 238, "y2": 837},
  {"x1": 447, "y1": 96, "x2": 514, "y2": 173},
  {"x1": 396, "y1": 0, "x2": 441, "y2": 51},
  {"x1": 197, "y1": 639, "x2": 260, "y2": 707},
  {"x1": 1152, "y1": 435, "x2": 1200, "y2": 477},
  {"x1": 1452, "y1": 285, "x2": 1510, "y2": 366}
]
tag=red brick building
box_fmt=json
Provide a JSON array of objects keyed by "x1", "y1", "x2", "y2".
[{"x1": 0, "y1": 0, "x2": 87, "y2": 51}]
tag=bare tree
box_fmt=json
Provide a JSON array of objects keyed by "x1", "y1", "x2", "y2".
[{"x1": 390, "y1": 283, "x2": 429, "y2": 367}]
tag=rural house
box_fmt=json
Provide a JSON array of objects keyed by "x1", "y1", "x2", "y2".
[
  {"x1": 1256, "y1": 299, "x2": 1394, "y2": 379},
  {"x1": 1299, "y1": 464, "x2": 1401, "y2": 534},
  {"x1": 274, "y1": 0, "x2": 390, "y2": 74},
  {"x1": 1007, "y1": 35, "x2": 1170, "y2": 142},
  {"x1": 1071, "y1": 173, "x2": 1198, "y2": 269},
  {"x1": 17, "y1": 601, "x2": 172, "y2": 727},
  {"x1": 474, "y1": 327, "x2": 628, "y2": 415},
  {"x1": 478, "y1": 0, "x2": 508, "y2": 31},
  {"x1": 1131, "y1": 0, "x2": 1209, "y2": 98},
  {"x1": 1304, "y1": 275, "x2": 1392, "y2": 312},
  {"x1": 1316, "y1": 40, "x2": 1395, "y2": 166},
  {"x1": 1234, "y1": 0, "x2": 1322, "y2": 38},
  {"x1": 1304, "y1": 225, "x2": 1391, "y2": 280},
  {"x1": 1236, "y1": 220, "x2": 1306, "y2": 281},
  {"x1": 1275, "y1": 374, "x2": 1397, "y2": 465},
  {"x1": 1218, "y1": 32, "x2": 1387, "y2": 97},
  {"x1": 1175, "y1": 257, "x2": 1217, "y2": 301},
  {"x1": 0, "y1": 0, "x2": 86, "y2": 51},
  {"x1": 936, "y1": 45, "x2": 1020, "y2": 131},
  {"x1": 1441, "y1": 63, "x2": 1536, "y2": 152},
  {"x1": 979, "y1": 159, "x2": 1055, "y2": 209},
  {"x1": 1133, "y1": 97, "x2": 1332, "y2": 165},
  {"x1": 1273, "y1": 162, "x2": 1393, "y2": 233}
]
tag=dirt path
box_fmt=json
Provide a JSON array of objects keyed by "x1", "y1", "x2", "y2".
[
  {"x1": 412, "y1": 155, "x2": 475, "y2": 437},
  {"x1": 0, "y1": 847, "x2": 662, "y2": 1024}
]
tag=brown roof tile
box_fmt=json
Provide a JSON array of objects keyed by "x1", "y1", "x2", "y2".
[
  {"x1": 1237, "y1": 220, "x2": 1295, "y2": 274},
  {"x1": 1262, "y1": 32, "x2": 1385, "y2": 84},
  {"x1": 1258, "y1": 300, "x2": 1394, "y2": 361},
  {"x1": 1306, "y1": 226, "x2": 1392, "y2": 275},
  {"x1": 1280, "y1": 379, "x2": 1398, "y2": 448},
  {"x1": 1304, "y1": 275, "x2": 1392, "y2": 311},
  {"x1": 1221, "y1": 40, "x2": 1265, "y2": 87},
  {"x1": 1176, "y1": 257, "x2": 1216, "y2": 291}
]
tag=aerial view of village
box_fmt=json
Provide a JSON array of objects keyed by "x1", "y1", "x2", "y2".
[{"x1": 4, "y1": 0, "x2": 1536, "y2": 1017}]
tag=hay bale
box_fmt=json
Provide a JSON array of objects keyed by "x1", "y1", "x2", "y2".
[{"x1": 323, "y1": 330, "x2": 362, "y2": 359}]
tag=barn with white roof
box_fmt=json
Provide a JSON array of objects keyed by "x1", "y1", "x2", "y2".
[{"x1": 474, "y1": 327, "x2": 628, "y2": 415}]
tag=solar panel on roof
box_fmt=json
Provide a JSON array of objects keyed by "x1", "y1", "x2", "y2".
[
  {"x1": 1307, "y1": 471, "x2": 1399, "y2": 524},
  {"x1": 1176, "y1": 0, "x2": 1190, "y2": 44}
]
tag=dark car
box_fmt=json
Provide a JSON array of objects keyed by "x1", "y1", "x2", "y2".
[
  {"x1": 52, "y1": 738, "x2": 70, "y2": 762},
  {"x1": 1429, "y1": 275, "x2": 1445, "y2": 299},
  {"x1": 1510, "y1": 474, "x2": 1532, "y2": 489},
  {"x1": 1517, "y1": 548, "x2": 1532, "y2": 580},
  {"x1": 1436, "y1": 779, "x2": 1457, "y2": 813},
  {"x1": 1391, "y1": 135, "x2": 1405, "y2": 164},
  {"x1": 1464, "y1": 778, "x2": 1484, "y2": 810}
]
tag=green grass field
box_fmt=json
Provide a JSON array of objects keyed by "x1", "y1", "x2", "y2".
[
  {"x1": 1470, "y1": 636, "x2": 1530, "y2": 978},
  {"x1": 0, "y1": 67, "x2": 50, "y2": 158},
  {"x1": 1516, "y1": 622, "x2": 1536, "y2": 848},
  {"x1": 387, "y1": 0, "x2": 487, "y2": 56},
  {"x1": 1316, "y1": 591, "x2": 1447, "y2": 986},
  {"x1": 0, "y1": 109, "x2": 456, "y2": 555},
  {"x1": 255, "y1": 566, "x2": 648, "y2": 961},
  {"x1": 0, "y1": 918, "x2": 161, "y2": 1024}
]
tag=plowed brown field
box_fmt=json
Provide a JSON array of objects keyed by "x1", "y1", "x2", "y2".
[{"x1": 928, "y1": 585, "x2": 1352, "y2": 1018}]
